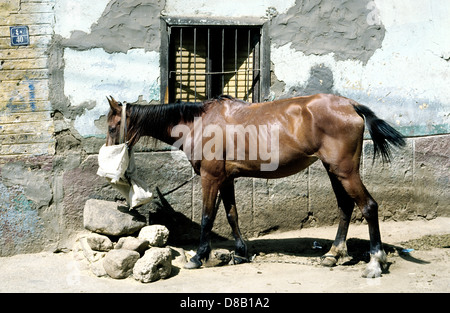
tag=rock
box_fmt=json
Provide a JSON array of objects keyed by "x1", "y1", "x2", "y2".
[
  {"x1": 205, "y1": 249, "x2": 232, "y2": 267},
  {"x1": 115, "y1": 236, "x2": 149, "y2": 255},
  {"x1": 133, "y1": 247, "x2": 172, "y2": 283},
  {"x1": 78, "y1": 237, "x2": 106, "y2": 263},
  {"x1": 169, "y1": 246, "x2": 187, "y2": 268},
  {"x1": 83, "y1": 199, "x2": 146, "y2": 236},
  {"x1": 86, "y1": 233, "x2": 113, "y2": 252},
  {"x1": 71, "y1": 239, "x2": 91, "y2": 272},
  {"x1": 138, "y1": 225, "x2": 169, "y2": 247},
  {"x1": 90, "y1": 259, "x2": 107, "y2": 277},
  {"x1": 103, "y1": 249, "x2": 140, "y2": 279}
]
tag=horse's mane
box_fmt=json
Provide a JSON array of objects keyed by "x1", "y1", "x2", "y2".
[
  {"x1": 129, "y1": 101, "x2": 204, "y2": 127},
  {"x1": 126, "y1": 95, "x2": 238, "y2": 144}
]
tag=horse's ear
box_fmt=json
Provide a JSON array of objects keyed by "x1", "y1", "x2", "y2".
[{"x1": 107, "y1": 96, "x2": 121, "y2": 113}]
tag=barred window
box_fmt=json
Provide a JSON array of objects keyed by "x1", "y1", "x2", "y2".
[{"x1": 160, "y1": 17, "x2": 270, "y2": 103}]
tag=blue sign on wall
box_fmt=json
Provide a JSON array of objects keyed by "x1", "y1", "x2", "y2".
[{"x1": 10, "y1": 26, "x2": 30, "y2": 46}]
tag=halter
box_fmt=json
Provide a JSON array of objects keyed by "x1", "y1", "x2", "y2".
[{"x1": 119, "y1": 102, "x2": 127, "y2": 145}]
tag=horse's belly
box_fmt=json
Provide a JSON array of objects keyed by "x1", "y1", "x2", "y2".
[
  {"x1": 229, "y1": 155, "x2": 319, "y2": 179},
  {"x1": 262, "y1": 155, "x2": 319, "y2": 178}
]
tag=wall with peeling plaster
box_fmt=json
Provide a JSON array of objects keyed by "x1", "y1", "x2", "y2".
[
  {"x1": 0, "y1": 0, "x2": 448, "y2": 256},
  {"x1": 270, "y1": 0, "x2": 450, "y2": 137},
  {"x1": 53, "y1": 0, "x2": 450, "y2": 140}
]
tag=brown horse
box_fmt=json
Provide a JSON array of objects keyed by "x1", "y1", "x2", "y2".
[{"x1": 106, "y1": 93, "x2": 405, "y2": 278}]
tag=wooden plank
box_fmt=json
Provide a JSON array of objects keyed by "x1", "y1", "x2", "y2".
[
  {"x1": 0, "y1": 131, "x2": 53, "y2": 145},
  {"x1": 0, "y1": 57, "x2": 48, "y2": 70},
  {"x1": 0, "y1": 79, "x2": 49, "y2": 102},
  {"x1": 0, "y1": 47, "x2": 47, "y2": 59},
  {"x1": 0, "y1": 119, "x2": 53, "y2": 134},
  {"x1": 0, "y1": 13, "x2": 54, "y2": 26},
  {"x1": 0, "y1": 24, "x2": 53, "y2": 37},
  {"x1": 0, "y1": 34, "x2": 51, "y2": 49},
  {"x1": 0, "y1": 110, "x2": 52, "y2": 123},
  {"x1": 0, "y1": 142, "x2": 55, "y2": 156},
  {"x1": 0, "y1": 69, "x2": 49, "y2": 81},
  {"x1": 0, "y1": 99, "x2": 51, "y2": 113}
]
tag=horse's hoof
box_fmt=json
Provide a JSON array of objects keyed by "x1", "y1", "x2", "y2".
[
  {"x1": 184, "y1": 259, "x2": 202, "y2": 269},
  {"x1": 321, "y1": 255, "x2": 337, "y2": 267},
  {"x1": 362, "y1": 264, "x2": 382, "y2": 278},
  {"x1": 362, "y1": 251, "x2": 386, "y2": 278},
  {"x1": 232, "y1": 255, "x2": 249, "y2": 265}
]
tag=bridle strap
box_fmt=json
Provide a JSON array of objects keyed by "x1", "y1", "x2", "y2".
[{"x1": 119, "y1": 102, "x2": 127, "y2": 144}]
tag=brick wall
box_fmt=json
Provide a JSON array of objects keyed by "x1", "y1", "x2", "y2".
[{"x1": 0, "y1": 0, "x2": 55, "y2": 159}]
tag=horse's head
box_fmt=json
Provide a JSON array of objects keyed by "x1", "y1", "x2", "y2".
[{"x1": 106, "y1": 96, "x2": 128, "y2": 146}]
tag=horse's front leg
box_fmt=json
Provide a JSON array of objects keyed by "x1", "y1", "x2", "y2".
[
  {"x1": 220, "y1": 179, "x2": 248, "y2": 263},
  {"x1": 184, "y1": 175, "x2": 221, "y2": 269}
]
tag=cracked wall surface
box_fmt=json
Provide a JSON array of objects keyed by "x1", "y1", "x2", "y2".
[
  {"x1": 270, "y1": 0, "x2": 386, "y2": 64},
  {"x1": 52, "y1": 0, "x2": 450, "y2": 140},
  {"x1": 270, "y1": 0, "x2": 450, "y2": 137}
]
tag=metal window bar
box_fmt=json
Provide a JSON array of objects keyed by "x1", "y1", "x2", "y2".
[
  {"x1": 208, "y1": 27, "x2": 212, "y2": 100},
  {"x1": 169, "y1": 26, "x2": 261, "y2": 103},
  {"x1": 221, "y1": 28, "x2": 225, "y2": 92},
  {"x1": 194, "y1": 27, "x2": 197, "y2": 101},
  {"x1": 246, "y1": 29, "x2": 250, "y2": 101},
  {"x1": 179, "y1": 27, "x2": 183, "y2": 101},
  {"x1": 234, "y1": 28, "x2": 238, "y2": 99}
]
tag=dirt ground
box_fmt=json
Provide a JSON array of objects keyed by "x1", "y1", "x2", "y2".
[{"x1": 0, "y1": 217, "x2": 449, "y2": 293}]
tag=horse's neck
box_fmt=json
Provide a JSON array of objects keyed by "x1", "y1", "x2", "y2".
[
  {"x1": 135, "y1": 104, "x2": 196, "y2": 146},
  {"x1": 140, "y1": 116, "x2": 174, "y2": 145},
  {"x1": 145, "y1": 122, "x2": 190, "y2": 146}
]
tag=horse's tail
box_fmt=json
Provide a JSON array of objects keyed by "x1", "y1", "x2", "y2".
[{"x1": 352, "y1": 103, "x2": 406, "y2": 163}]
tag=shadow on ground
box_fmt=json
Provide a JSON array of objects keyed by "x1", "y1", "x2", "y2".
[{"x1": 151, "y1": 188, "x2": 431, "y2": 273}]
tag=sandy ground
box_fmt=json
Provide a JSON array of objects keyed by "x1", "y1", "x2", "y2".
[{"x1": 0, "y1": 217, "x2": 449, "y2": 294}]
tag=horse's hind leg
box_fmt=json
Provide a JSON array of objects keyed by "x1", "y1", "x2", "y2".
[
  {"x1": 321, "y1": 166, "x2": 355, "y2": 267},
  {"x1": 220, "y1": 180, "x2": 248, "y2": 263},
  {"x1": 334, "y1": 170, "x2": 387, "y2": 278}
]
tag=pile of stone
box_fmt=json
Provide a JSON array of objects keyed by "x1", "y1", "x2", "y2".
[{"x1": 73, "y1": 199, "x2": 188, "y2": 283}]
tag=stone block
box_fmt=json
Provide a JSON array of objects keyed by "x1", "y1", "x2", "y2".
[
  {"x1": 115, "y1": 236, "x2": 149, "y2": 255},
  {"x1": 78, "y1": 237, "x2": 106, "y2": 263},
  {"x1": 63, "y1": 155, "x2": 119, "y2": 232},
  {"x1": 253, "y1": 169, "x2": 310, "y2": 235},
  {"x1": 138, "y1": 225, "x2": 169, "y2": 247},
  {"x1": 169, "y1": 246, "x2": 187, "y2": 268},
  {"x1": 363, "y1": 138, "x2": 414, "y2": 221},
  {"x1": 103, "y1": 249, "x2": 140, "y2": 279},
  {"x1": 134, "y1": 151, "x2": 193, "y2": 221},
  {"x1": 205, "y1": 249, "x2": 232, "y2": 267},
  {"x1": 412, "y1": 135, "x2": 450, "y2": 218},
  {"x1": 86, "y1": 233, "x2": 113, "y2": 252},
  {"x1": 133, "y1": 247, "x2": 172, "y2": 283},
  {"x1": 83, "y1": 199, "x2": 146, "y2": 236},
  {"x1": 90, "y1": 259, "x2": 107, "y2": 277}
]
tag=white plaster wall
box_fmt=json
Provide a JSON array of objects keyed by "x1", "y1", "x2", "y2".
[
  {"x1": 271, "y1": 0, "x2": 450, "y2": 134},
  {"x1": 63, "y1": 48, "x2": 160, "y2": 137},
  {"x1": 54, "y1": 0, "x2": 449, "y2": 137},
  {"x1": 54, "y1": 0, "x2": 110, "y2": 38},
  {"x1": 164, "y1": 0, "x2": 295, "y2": 17},
  {"x1": 54, "y1": 0, "x2": 161, "y2": 138}
]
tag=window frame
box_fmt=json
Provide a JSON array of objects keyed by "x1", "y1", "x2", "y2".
[{"x1": 160, "y1": 16, "x2": 270, "y2": 104}]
